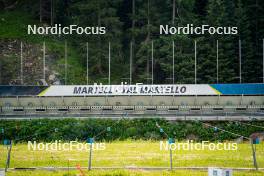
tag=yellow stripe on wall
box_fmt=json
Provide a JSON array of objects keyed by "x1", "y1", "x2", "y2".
[
  {"x1": 209, "y1": 85, "x2": 222, "y2": 95},
  {"x1": 38, "y1": 87, "x2": 50, "y2": 96}
]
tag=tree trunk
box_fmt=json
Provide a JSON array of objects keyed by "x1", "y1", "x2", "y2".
[
  {"x1": 97, "y1": 2, "x2": 103, "y2": 74},
  {"x1": 39, "y1": 0, "x2": 42, "y2": 23},
  {"x1": 147, "y1": 0, "x2": 150, "y2": 41},
  {"x1": 172, "y1": 0, "x2": 175, "y2": 25},
  {"x1": 50, "y1": 0, "x2": 54, "y2": 25},
  {"x1": 132, "y1": 0, "x2": 135, "y2": 43}
]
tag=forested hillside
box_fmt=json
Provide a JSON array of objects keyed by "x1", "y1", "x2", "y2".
[{"x1": 0, "y1": 0, "x2": 263, "y2": 85}]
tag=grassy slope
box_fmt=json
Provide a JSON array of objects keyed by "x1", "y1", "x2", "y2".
[
  {"x1": 0, "y1": 10, "x2": 125, "y2": 85},
  {"x1": 0, "y1": 10, "x2": 85, "y2": 84},
  {"x1": 0, "y1": 141, "x2": 263, "y2": 175}
]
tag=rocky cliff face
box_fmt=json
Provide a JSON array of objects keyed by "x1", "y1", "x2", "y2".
[{"x1": 0, "y1": 39, "x2": 61, "y2": 85}]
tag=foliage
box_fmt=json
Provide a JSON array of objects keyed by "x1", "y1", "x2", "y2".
[
  {"x1": 1, "y1": 0, "x2": 263, "y2": 84},
  {"x1": 0, "y1": 119, "x2": 263, "y2": 142}
]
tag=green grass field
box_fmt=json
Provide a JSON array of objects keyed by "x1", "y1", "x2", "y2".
[
  {"x1": 1, "y1": 141, "x2": 264, "y2": 175},
  {"x1": 5, "y1": 170, "x2": 264, "y2": 176}
]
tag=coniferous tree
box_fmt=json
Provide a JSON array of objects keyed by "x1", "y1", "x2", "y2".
[
  {"x1": 68, "y1": 0, "x2": 123, "y2": 84},
  {"x1": 220, "y1": 0, "x2": 237, "y2": 83},
  {"x1": 235, "y1": 0, "x2": 254, "y2": 83},
  {"x1": 196, "y1": 0, "x2": 222, "y2": 84},
  {"x1": 157, "y1": 0, "x2": 196, "y2": 84},
  {"x1": 2, "y1": 0, "x2": 264, "y2": 84},
  {"x1": 245, "y1": 0, "x2": 264, "y2": 83}
]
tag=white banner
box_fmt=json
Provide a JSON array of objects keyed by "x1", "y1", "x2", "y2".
[{"x1": 38, "y1": 84, "x2": 220, "y2": 96}]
